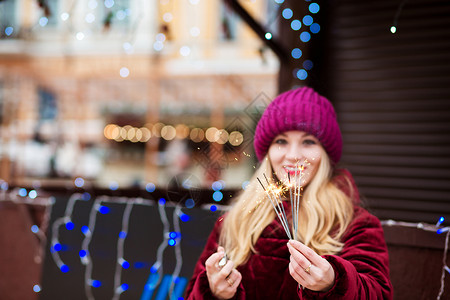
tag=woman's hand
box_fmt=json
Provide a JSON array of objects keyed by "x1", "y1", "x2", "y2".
[
  {"x1": 205, "y1": 246, "x2": 242, "y2": 299},
  {"x1": 287, "y1": 240, "x2": 335, "y2": 292}
]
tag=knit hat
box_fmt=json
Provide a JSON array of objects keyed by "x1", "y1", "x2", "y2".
[{"x1": 254, "y1": 87, "x2": 342, "y2": 164}]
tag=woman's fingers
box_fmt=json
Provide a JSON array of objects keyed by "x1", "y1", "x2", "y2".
[{"x1": 287, "y1": 240, "x2": 335, "y2": 292}]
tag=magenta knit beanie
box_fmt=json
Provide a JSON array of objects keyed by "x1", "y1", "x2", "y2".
[{"x1": 254, "y1": 87, "x2": 342, "y2": 164}]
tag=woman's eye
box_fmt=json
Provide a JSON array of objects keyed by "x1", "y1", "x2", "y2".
[
  {"x1": 274, "y1": 138, "x2": 287, "y2": 145},
  {"x1": 303, "y1": 139, "x2": 316, "y2": 145}
]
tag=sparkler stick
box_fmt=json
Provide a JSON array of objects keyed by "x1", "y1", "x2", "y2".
[
  {"x1": 257, "y1": 177, "x2": 292, "y2": 240},
  {"x1": 257, "y1": 161, "x2": 306, "y2": 241}
]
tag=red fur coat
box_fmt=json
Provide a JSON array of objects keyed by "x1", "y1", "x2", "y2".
[{"x1": 185, "y1": 173, "x2": 393, "y2": 299}]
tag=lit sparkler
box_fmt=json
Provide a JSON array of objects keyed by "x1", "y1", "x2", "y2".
[{"x1": 257, "y1": 162, "x2": 305, "y2": 240}]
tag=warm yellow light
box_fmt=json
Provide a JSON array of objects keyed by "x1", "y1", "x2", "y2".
[
  {"x1": 229, "y1": 131, "x2": 244, "y2": 146},
  {"x1": 152, "y1": 122, "x2": 164, "y2": 137},
  {"x1": 175, "y1": 124, "x2": 190, "y2": 139},
  {"x1": 139, "y1": 127, "x2": 151, "y2": 142},
  {"x1": 127, "y1": 127, "x2": 136, "y2": 141},
  {"x1": 161, "y1": 125, "x2": 176, "y2": 140},
  {"x1": 190, "y1": 128, "x2": 204, "y2": 142},
  {"x1": 104, "y1": 124, "x2": 118, "y2": 139},
  {"x1": 205, "y1": 127, "x2": 218, "y2": 142},
  {"x1": 215, "y1": 129, "x2": 229, "y2": 144}
]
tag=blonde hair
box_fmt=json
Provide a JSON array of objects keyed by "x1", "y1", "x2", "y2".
[{"x1": 219, "y1": 148, "x2": 355, "y2": 267}]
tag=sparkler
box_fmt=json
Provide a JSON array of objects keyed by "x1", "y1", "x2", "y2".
[{"x1": 257, "y1": 162, "x2": 305, "y2": 240}]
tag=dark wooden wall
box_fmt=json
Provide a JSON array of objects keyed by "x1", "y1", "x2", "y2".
[{"x1": 320, "y1": 0, "x2": 450, "y2": 225}]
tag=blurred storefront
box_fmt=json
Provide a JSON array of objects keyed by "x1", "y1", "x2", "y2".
[{"x1": 0, "y1": 0, "x2": 279, "y2": 190}]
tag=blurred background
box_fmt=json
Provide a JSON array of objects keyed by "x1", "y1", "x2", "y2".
[{"x1": 1, "y1": 0, "x2": 450, "y2": 299}]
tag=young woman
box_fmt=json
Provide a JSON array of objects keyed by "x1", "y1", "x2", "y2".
[{"x1": 185, "y1": 87, "x2": 393, "y2": 299}]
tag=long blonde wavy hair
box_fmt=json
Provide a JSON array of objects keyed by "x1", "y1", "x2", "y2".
[{"x1": 219, "y1": 147, "x2": 355, "y2": 267}]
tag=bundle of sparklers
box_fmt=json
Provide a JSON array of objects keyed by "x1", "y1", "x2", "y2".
[{"x1": 257, "y1": 162, "x2": 305, "y2": 241}]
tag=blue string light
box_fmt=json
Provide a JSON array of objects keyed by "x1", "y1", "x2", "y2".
[
  {"x1": 265, "y1": 32, "x2": 273, "y2": 40},
  {"x1": 60, "y1": 264, "x2": 70, "y2": 273},
  {"x1": 79, "y1": 250, "x2": 87, "y2": 257},
  {"x1": 99, "y1": 206, "x2": 110, "y2": 214},
  {"x1": 33, "y1": 284, "x2": 41, "y2": 293},
  {"x1": 210, "y1": 205, "x2": 217, "y2": 212},
  {"x1": 180, "y1": 213, "x2": 190, "y2": 222},
  {"x1": 119, "y1": 231, "x2": 127, "y2": 239},
  {"x1": 92, "y1": 280, "x2": 102, "y2": 288},
  {"x1": 437, "y1": 217, "x2": 445, "y2": 227},
  {"x1": 29, "y1": 190, "x2": 37, "y2": 199},
  {"x1": 159, "y1": 198, "x2": 166, "y2": 205},
  {"x1": 65, "y1": 221, "x2": 75, "y2": 230},
  {"x1": 122, "y1": 260, "x2": 130, "y2": 269},
  {"x1": 81, "y1": 226, "x2": 90, "y2": 235},
  {"x1": 120, "y1": 283, "x2": 129, "y2": 291}
]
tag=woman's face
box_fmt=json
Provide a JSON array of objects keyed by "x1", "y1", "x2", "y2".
[{"x1": 268, "y1": 131, "x2": 323, "y2": 187}]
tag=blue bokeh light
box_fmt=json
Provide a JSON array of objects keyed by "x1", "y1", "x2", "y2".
[
  {"x1": 309, "y1": 3, "x2": 320, "y2": 14},
  {"x1": 5, "y1": 27, "x2": 14, "y2": 36},
  {"x1": 303, "y1": 15, "x2": 313, "y2": 26},
  {"x1": 211, "y1": 181, "x2": 223, "y2": 191},
  {"x1": 31, "y1": 225, "x2": 39, "y2": 233},
  {"x1": 74, "y1": 177, "x2": 84, "y2": 188},
  {"x1": 79, "y1": 250, "x2": 87, "y2": 257},
  {"x1": 300, "y1": 31, "x2": 311, "y2": 42},
  {"x1": 291, "y1": 48, "x2": 302, "y2": 59},
  {"x1": 29, "y1": 190, "x2": 37, "y2": 199},
  {"x1": 33, "y1": 284, "x2": 41, "y2": 293},
  {"x1": 296, "y1": 69, "x2": 308, "y2": 80},
  {"x1": 169, "y1": 231, "x2": 178, "y2": 239},
  {"x1": 210, "y1": 205, "x2": 217, "y2": 212},
  {"x1": 310, "y1": 23, "x2": 321, "y2": 34},
  {"x1": 18, "y1": 188, "x2": 27, "y2": 197},
  {"x1": 82, "y1": 192, "x2": 91, "y2": 201},
  {"x1": 290, "y1": 19, "x2": 301, "y2": 31},
  {"x1": 146, "y1": 182, "x2": 156, "y2": 192},
  {"x1": 158, "y1": 198, "x2": 166, "y2": 205},
  {"x1": 213, "y1": 191, "x2": 223, "y2": 202},
  {"x1": 109, "y1": 181, "x2": 119, "y2": 191},
  {"x1": 282, "y1": 8, "x2": 293, "y2": 20},
  {"x1": 185, "y1": 198, "x2": 195, "y2": 208},
  {"x1": 121, "y1": 283, "x2": 129, "y2": 291},
  {"x1": 168, "y1": 239, "x2": 176, "y2": 246},
  {"x1": 119, "y1": 231, "x2": 127, "y2": 239},
  {"x1": 303, "y1": 60, "x2": 314, "y2": 70}
]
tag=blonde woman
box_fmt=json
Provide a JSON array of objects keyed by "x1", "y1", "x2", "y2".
[{"x1": 185, "y1": 87, "x2": 393, "y2": 299}]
